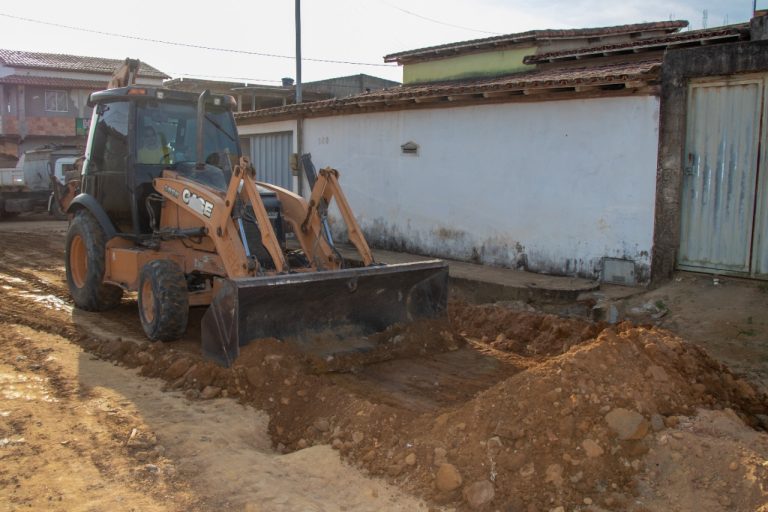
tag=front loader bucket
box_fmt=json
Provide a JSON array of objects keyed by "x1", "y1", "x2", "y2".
[{"x1": 200, "y1": 260, "x2": 449, "y2": 367}]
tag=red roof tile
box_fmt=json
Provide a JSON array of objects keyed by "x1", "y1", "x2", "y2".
[
  {"x1": 524, "y1": 24, "x2": 749, "y2": 63},
  {"x1": 236, "y1": 60, "x2": 661, "y2": 122},
  {"x1": 0, "y1": 49, "x2": 168, "y2": 79},
  {"x1": 384, "y1": 20, "x2": 688, "y2": 63},
  {"x1": 0, "y1": 74, "x2": 107, "y2": 89}
]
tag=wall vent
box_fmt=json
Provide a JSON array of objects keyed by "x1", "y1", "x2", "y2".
[{"x1": 400, "y1": 141, "x2": 419, "y2": 155}]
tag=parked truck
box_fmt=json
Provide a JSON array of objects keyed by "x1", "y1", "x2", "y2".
[{"x1": 0, "y1": 145, "x2": 83, "y2": 219}]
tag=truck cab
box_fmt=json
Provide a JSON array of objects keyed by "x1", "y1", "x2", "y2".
[{"x1": 0, "y1": 145, "x2": 82, "y2": 218}]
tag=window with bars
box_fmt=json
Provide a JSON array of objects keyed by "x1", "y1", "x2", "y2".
[{"x1": 45, "y1": 90, "x2": 68, "y2": 112}]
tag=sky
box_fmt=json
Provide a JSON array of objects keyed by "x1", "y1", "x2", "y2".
[{"x1": 0, "y1": 0, "x2": 759, "y2": 86}]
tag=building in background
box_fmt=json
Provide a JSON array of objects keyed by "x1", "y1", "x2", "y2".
[
  {"x1": 235, "y1": 16, "x2": 768, "y2": 284},
  {"x1": 0, "y1": 50, "x2": 167, "y2": 164},
  {"x1": 163, "y1": 74, "x2": 400, "y2": 112}
]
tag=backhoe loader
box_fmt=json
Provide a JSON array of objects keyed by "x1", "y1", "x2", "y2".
[{"x1": 65, "y1": 59, "x2": 448, "y2": 367}]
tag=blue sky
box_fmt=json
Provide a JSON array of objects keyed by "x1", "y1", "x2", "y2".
[{"x1": 0, "y1": 0, "x2": 758, "y2": 84}]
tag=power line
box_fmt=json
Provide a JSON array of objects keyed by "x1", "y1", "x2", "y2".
[
  {"x1": 378, "y1": 0, "x2": 502, "y2": 35},
  {"x1": 0, "y1": 12, "x2": 397, "y2": 67}
]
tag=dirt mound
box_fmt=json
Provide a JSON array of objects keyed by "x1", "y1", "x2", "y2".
[
  {"x1": 363, "y1": 325, "x2": 767, "y2": 511},
  {"x1": 451, "y1": 302, "x2": 606, "y2": 356},
  {"x1": 78, "y1": 303, "x2": 768, "y2": 511}
]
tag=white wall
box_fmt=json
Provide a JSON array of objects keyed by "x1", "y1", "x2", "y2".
[{"x1": 248, "y1": 96, "x2": 660, "y2": 281}]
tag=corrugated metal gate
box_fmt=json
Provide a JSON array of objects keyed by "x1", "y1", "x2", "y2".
[
  {"x1": 678, "y1": 75, "x2": 768, "y2": 279},
  {"x1": 246, "y1": 132, "x2": 293, "y2": 190}
]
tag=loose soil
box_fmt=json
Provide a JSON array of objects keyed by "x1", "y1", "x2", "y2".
[{"x1": 1, "y1": 215, "x2": 768, "y2": 511}]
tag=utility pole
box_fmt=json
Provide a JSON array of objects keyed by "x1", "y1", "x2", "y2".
[
  {"x1": 295, "y1": 0, "x2": 304, "y2": 196},
  {"x1": 295, "y1": 0, "x2": 302, "y2": 105}
]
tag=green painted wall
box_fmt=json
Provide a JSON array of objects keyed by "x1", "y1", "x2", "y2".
[{"x1": 403, "y1": 47, "x2": 535, "y2": 84}]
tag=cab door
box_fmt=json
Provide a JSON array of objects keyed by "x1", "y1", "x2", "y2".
[{"x1": 81, "y1": 101, "x2": 133, "y2": 232}]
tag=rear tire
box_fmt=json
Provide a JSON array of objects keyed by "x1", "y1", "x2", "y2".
[
  {"x1": 0, "y1": 197, "x2": 19, "y2": 219},
  {"x1": 138, "y1": 259, "x2": 189, "y2": 341},
  {"x1": 65, "y1": 210, "x2": 123, "y2": 311}
]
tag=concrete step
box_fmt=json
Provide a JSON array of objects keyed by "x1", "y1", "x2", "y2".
[{"x1": 333, "y1": 244, "x2": 600, "y2": 305}]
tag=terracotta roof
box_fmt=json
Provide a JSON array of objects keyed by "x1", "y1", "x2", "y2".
[
  {"x1": 0, "y1": 74, "x2": 106, "y2": 89},
  {"x1": 0, "y1": 49, "x2": 168, "y2": 79},
  {"x1": 236, "y1": 60, "x2": 661, "y2": 122},
  {"x1": 384, "y1": 20, "x2": 688, "y2": 63},
  {"x1": 525, "y1": 24, "x2": 750, "y2": 63}
]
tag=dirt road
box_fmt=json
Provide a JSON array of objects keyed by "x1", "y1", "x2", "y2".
[
  {"x1": 0, "y1": 217, "x2": 428, "y2": 511},
  {"x1": 1, "y1": 215, "x2": 768, "y2": 511}
]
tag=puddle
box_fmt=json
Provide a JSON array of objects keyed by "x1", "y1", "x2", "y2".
[
  {"x1": 22, "y1": 293, "x2": 72, "y2": 312},
  {"x1": 0, "y1": 436, "x2": 27, "y2": 447},
  {"x1": 0, "y1": 274, "x2": 25, "y2": 284},
  {"x1": 0, "y1": 372, "x2": 59, "y2": 403}
]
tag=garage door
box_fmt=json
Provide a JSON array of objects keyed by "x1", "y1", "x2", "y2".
[
  {"x1": 246, "y1": 131, "x2": 293, "y2": 190},
  {"x1": 678, "y1": 75, "x2": 768, "y2": 279}
]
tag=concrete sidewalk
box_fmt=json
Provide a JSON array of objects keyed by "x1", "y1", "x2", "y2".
[{"x1": 334, "y1": 244, "x2": 602, "y2": 304}]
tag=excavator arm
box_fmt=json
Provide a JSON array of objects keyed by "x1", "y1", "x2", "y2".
[
  {"x1": 180, "y1": 157, "x2": 448, "y2": 367},
  {"x1": 107, "y1": 58, "x2": 141, "y2": 89}
]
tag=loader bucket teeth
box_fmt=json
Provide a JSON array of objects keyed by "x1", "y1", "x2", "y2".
[
  {"x1": 200, "y1": 278, "x2": 241, "y2": 367},
  {"x1": 200, "y1": 260, "x2": 449, "y2": 368}
]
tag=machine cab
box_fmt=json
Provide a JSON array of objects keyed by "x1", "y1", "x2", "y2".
[{"x1": 81, "y1": 86, "x2": 240, "y2": 235}]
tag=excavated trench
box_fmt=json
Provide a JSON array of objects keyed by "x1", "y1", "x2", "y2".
[{"x1": 2, "y1": 224, "x2": 768, "y2": 511}]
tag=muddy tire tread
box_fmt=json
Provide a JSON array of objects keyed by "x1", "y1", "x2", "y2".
[
  {"x1": 65, "y1": 210, "x2": 123, "y2": 311},
  {"x1": 138, "y1": 259, "x2": 189, "y2": 342}
]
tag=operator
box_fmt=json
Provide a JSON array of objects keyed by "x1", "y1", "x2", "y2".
[{"x1": 137, "y1": 127, "x2": 170, "y2": 164}]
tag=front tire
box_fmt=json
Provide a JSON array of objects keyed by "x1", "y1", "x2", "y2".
[
  {"x1": 138, "y1": 259, "x2": 189, "y2": 341},
  {"x1": 65, "y1": 210, "x2": 123, "y2": 311}
]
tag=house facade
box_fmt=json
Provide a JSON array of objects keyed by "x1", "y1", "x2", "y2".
[
  {"x1": 235, "y1": 16, "x2": 767, "y2": 283},
  {"x1": 0, "y1": 50, "x2": 167, "y2": 163}
]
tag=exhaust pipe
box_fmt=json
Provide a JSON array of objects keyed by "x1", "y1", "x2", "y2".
[{"x1": 196, "y1": 90, "x2": 210, "y2": 170}]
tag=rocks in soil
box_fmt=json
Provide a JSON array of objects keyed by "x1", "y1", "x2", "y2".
[
  {"x1": 581, "y1": 438, "x2": 604, "y2": 458},
  {"x1": 463, "y1": 480, "x2": 495, "y2": 509},
  {"x1": 650, "y1": 414, "x2": 665, "y2": 432},
  {"x1": 99, "y1": 339, "x2": 126, "y2": 359},
  {"x1": 605, "y1": 408, "x2": 650, "y2": 440},
  {"x1": 164, "y1": 358, "x2": 192, "y2": 380},
  {"x1": 544, "y1": 464, "x2": 564, "y2": 486},
  {"x1": 200, "y1": 386, "x2": 221, "y2": 400},
  {"x1": 435, "y1": 463, "x2": 462, "y2": 492},
  {"x1": 313, "y1": 418, "x2": 330, "y2": 433},
  {"x1": 486, "y1": 436, "x2": 502, "y2": 457}
]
